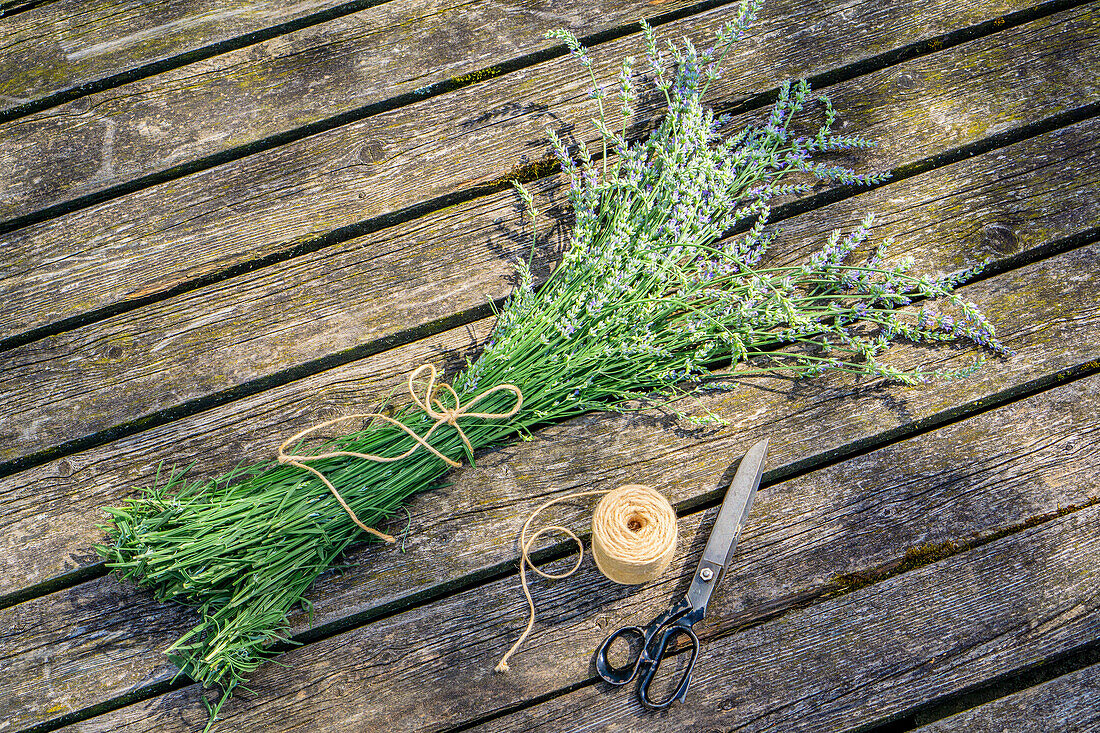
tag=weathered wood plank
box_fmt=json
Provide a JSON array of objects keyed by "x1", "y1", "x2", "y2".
[
  {"x1": 4, "y1": 111, "x2": 1098, "y2": 596},
  {"x1": 0, "y1": 0, "x2": 1044, "y2": 224},
  {"x1": 6, "y1": 243, "x2": 1100, "y2": 729},
  {"x1": 3, "y1": 3, "x2": 1095, "y2": 344},
  {"x1": 913, "y1": 664, "x2": 1100, "y2": 732},
  {"x1": 0, "y1": 0, "x2": 353, "y2": 113},
  {"x1": 4, "y1": 12, "x2": 1099, "y2": 468},
  {"x1": 43, "y1": 387, "x2": 1100, "y2": 732}
]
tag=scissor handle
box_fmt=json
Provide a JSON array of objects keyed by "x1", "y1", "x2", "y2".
[
  {"x1": 594, "y1": 625, "x2": 647, "y2": 685},
  {"x1": 595, "y1": 597, "x2": 691, "y2": 685},
  {"x1": 636, "y1": 623, "x2": 699, "y2": 710},
  {"x1": 594, "y1": 597, "x2": 699, "y2": 708}
]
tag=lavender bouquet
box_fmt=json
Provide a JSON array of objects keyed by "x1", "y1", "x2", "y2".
[{"x1": 98, "y1": 2, "x2": 1009, "y2": 726}]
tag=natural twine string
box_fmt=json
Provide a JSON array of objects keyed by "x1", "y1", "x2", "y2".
[
  {"x1": 495, "y1": 484, "x2": 678, "y2": 673},
  {"x1": 278, "y1": 364, "x2": 523, "y2": 543}
]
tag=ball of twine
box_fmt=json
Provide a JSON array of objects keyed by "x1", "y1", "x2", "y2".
[
  {"x1": 591, "y1": 484, "x2": 678, "y2": 584},
  {"x1": 494, "y1": 484, "x2": 677, "y2": 672}
]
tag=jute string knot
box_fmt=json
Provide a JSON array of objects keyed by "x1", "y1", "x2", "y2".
[
  {"x1": 278, "y1": 364, "x2": 523, "y2": 543},
  {"x1": 495, "y1": 484, "x2": 677, "y2": 673}
]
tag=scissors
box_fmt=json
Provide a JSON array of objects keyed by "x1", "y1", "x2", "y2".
[{"x1": 594, "y1": 437, "x2": 769, "y2": 710}]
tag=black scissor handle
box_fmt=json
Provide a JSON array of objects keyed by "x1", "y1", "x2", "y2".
[
  {"x1": 594, "y1": 598, "x2": 696, "y2": 691},
  {"x1": 594, "y1": 625, "x2": 647, "y2": 685},
  {"x1": 637, "y1": 624, "x2": 700, "y2": 710}
]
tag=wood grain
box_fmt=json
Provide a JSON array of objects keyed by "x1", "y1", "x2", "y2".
[
  {"x1": 6, "y1": 245, "x2": 1100, "y2": 729},
  {"x1": 39, "y1": 387, "x2": 1100, "y2": 732},
  {"x1": 0, "y1": 0, "x2": 353, "y2": 113},
  {"x1": 0, "y1": 0, "x2": 1041, "y2": 223},
  {"x1": 3, "y1": 3, "x2": 1095, "y2": 344},
  {"x1": 4, "y1": 114, "x2": 1099, "y2": 596},
  {"x1": 4, "y1": 18, "x2": 1100, "y2": 467},
  {"x1": 913, "y1": 664, "x2": 1100, "y2": 732}
]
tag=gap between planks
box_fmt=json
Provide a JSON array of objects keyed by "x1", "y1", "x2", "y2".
[{"x1": 904, "y1": 658, "x2": 1100, "y2": 732}]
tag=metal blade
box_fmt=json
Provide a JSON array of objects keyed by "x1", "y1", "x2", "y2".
[{"x1": 685, "y1": 437, "x2": 769, "y2": 615}]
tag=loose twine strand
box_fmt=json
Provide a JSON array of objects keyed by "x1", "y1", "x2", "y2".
[
  {"x1": 278, "y1": 364, "x2": 523, "y2": 543},
  {"x1": 495, "y1": 484, "x2": 677, "y2": 673}
]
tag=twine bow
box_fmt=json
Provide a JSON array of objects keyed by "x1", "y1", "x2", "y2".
[{"x1": 278, "y1": 364, "x2": 523, "y2": 543}]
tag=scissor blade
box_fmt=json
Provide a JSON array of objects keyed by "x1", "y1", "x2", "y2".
[{"x1": 685, "y1": 437, "x2": 769, "y2": 615}]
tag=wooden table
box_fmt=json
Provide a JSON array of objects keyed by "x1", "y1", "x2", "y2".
[{"x1": 3, "y1": 0, "x2": 1099, "y2": 730}]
